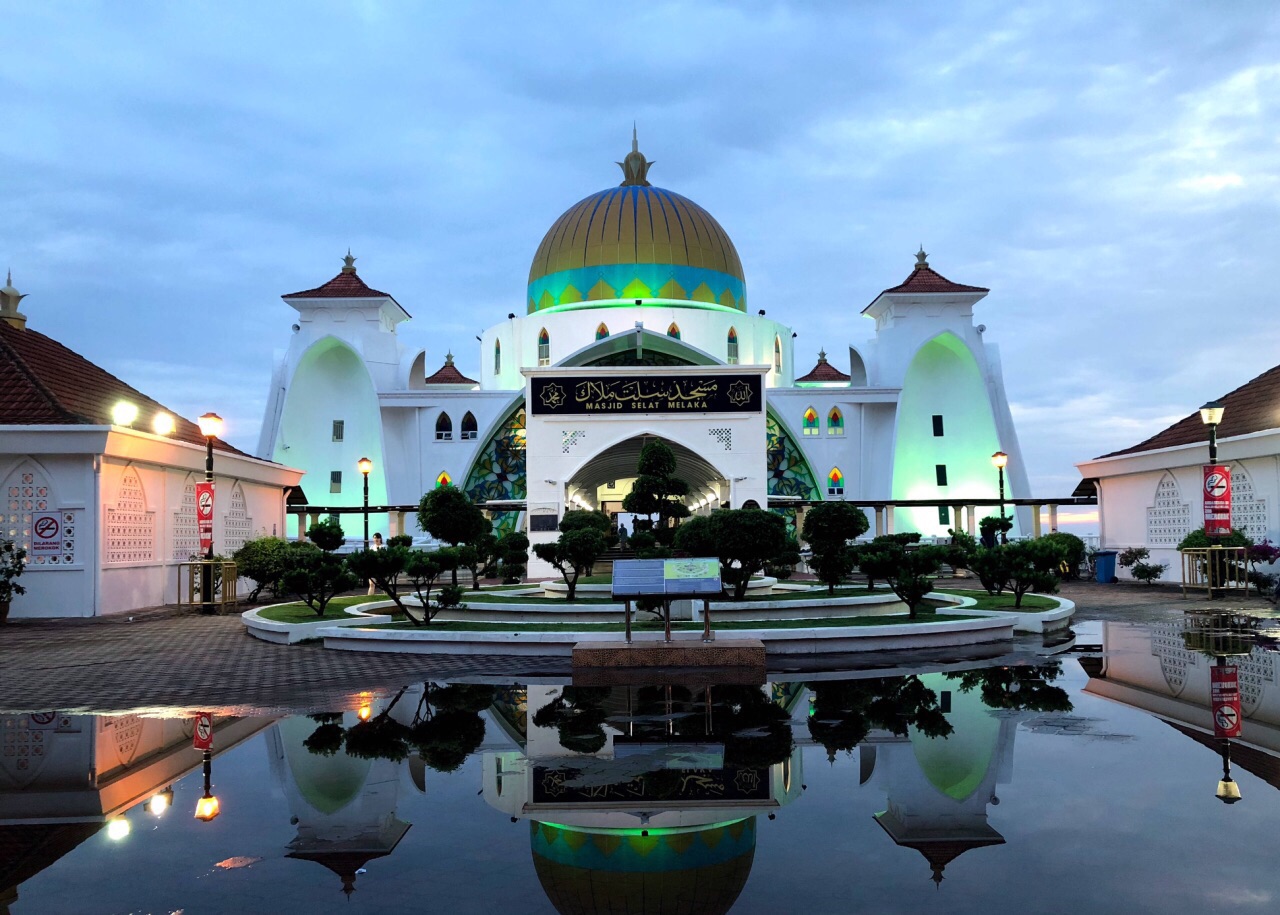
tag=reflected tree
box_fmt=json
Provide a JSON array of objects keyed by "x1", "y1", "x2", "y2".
[
  {"x1": 807, "y1": 675, "x2": 954, "y2": 760},
  {"x1": 944, "y1": 662, "x2": 1073, "y2": 712}
]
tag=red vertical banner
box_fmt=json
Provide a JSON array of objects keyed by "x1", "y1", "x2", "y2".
[
  {"x1": 1211, "y1": 665, "x2": 1243, "y2": 738},
  {"x1": 195, "y1": 481, "x2": 215, "y2": 553},
  {"x1": 192, "y1": 711, "x2": 214, "y2": 750},
  {"x1": 1202, "y1": 464, "x2": 1232, "y2": 536}
]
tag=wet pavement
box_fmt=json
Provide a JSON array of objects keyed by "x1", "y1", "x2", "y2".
[{"x1": 0, "y1": 577, "x2": 1270, "y2": 714}]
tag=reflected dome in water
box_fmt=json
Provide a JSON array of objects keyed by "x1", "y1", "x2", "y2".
[{"x1": 531, "y1": 819, "x2": 756, "y2": 915}]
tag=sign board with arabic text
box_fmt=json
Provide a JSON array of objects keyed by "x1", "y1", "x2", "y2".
[{"x1": 530, "y1": 374, "x2": 762, "y2": 415}]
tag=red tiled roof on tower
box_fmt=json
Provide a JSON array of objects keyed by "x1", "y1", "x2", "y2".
[
  {"x1": 1097, "y1": 364, "x2": 1280, "y2": 458},
  {"x1": 0, "y1": 319, "x2": 247, "y2": 456},
  {"x1": 283, "y1": 251, "x2": 391, "y2": 299},
  {"x1": 795, "y1": 350, "x2": 851, "y2": 384},
  {"x1": 423, "y1": 352, "x2": 478, "y2": 385},
  {"x1": 869, "y1": 247, "x2": 989, "y2": 307}
]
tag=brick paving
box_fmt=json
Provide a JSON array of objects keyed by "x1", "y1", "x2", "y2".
[{"x1": 0, "y1": 577, "x2": 1271, "y2": 715}]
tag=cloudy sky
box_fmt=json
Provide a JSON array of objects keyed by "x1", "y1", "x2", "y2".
[{"x1": 4, "y1": 1, "x2": 1279, "y2": 531}]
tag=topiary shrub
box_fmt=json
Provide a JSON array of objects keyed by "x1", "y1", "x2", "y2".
[
  {"x1": 1131, "y1": 560, "x2": 1168, "y2": 585},
  {"x1": 1042, "y1": 532, "x2": 1086, "y2": 579}
]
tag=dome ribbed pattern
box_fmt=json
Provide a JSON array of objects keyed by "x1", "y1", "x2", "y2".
[{"x1": 527, "y1": 186, "x2": 746, "y2": 313}]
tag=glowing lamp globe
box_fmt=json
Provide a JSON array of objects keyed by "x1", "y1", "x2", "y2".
[
  {"x1": 194, "y1": 792, "x2": 221, "y2": 822},
  {"x1": 106, "y1": 817, "x2": 131, "y2": 840},
  {"x1": 991, "y1": 451, "x2": 1009, "y2": 469},
  {"x1": 152, "y1": 412, "x2": 175, "y2": 436},
  {"x1": 197, "y1": 412, "x2": 224, "y2": 439},
  {"x1": 1216, "y1": 777, "x2": 1241, "y2": 804},
  {"x1": 111, "y1": 401, "x2": 138, "y2": 427},
  {"x1": 1199, "y1": 401, "x2": 1225, "y2": 426},
  {"x1": 357, "y1": 456, "x2": 373, "y2": 476}
]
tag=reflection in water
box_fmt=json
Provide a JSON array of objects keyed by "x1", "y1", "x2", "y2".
[
  {"x1": 9, "y1": 637, "x2": 1280, "y2": 912},
  {"x1": 0, "y1": 712, "x2": 270, "y2": 912}
]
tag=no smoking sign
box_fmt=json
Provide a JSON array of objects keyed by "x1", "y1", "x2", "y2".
[{"x1": 1204, "y1": 472, "x2": 1229, "y2": 498}]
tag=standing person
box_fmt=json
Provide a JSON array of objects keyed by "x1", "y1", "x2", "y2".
[
  {"x1": 367, "y1": 532, "x2": 384, "y2": 595},
  {"x1": 618, "y1": 523, "x2": 629, "y2": 548}
]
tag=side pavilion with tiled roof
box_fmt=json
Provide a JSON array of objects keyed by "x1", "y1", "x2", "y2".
[
  {"x1": 0, "y1": 276, "x2": 301, "y2": 618},
  {"x1": 1075, "y1": 363, "x2": 1280, "y2": 575}
]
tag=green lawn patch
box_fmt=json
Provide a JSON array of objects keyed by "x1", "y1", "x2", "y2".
[
  {"x1": 934, "y1": 589, "x2": 1060, "y2": 611},
  {"x1": 365, "y1": 612, "x2": 972, "y2": 633},
  {"x1": 258, "y1": 595, "x2": 399, "y2": 624}
]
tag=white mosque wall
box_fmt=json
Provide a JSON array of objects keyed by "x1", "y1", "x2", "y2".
[
  {"x1": 1078, "y1": 430, "x2": 1280, "y2": 578},
  {"x1": 481, "y1": 304, "x2": 795, "y2": 389}
]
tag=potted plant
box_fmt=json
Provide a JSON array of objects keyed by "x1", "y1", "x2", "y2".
[{"x1": 0, "y1": 538, "x2": 27, "y2": 623}]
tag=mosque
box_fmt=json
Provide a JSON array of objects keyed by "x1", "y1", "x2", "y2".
[{"x1": 257, "y1": 135, "x2": 1028, "y2": 573}]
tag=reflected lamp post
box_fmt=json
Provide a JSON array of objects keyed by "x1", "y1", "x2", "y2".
[
  {"x1": 196, "y1": 412, "x2": 224, "y2": 613},
  {"x1": 991, "y1": 451, "x2": 1009, "y2": 543},
  {"x1": 193, "y1": 749, "x2": 221, "y2": 821},
  {"x1": 358, "y1": 456, "x2": 373, "y2": 550}
]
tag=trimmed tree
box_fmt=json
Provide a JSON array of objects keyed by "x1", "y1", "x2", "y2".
[
  {"x1": 802, "y1": 502, "x2": 870, "y2": 594},
  {"x1": 857, "y1": 543, "x2": 950, "y2": 619},
  {"x1": 346, "y1": 545, "x2": 412, "y2": 614},
  {"x1": 232, "y1": 535, "x2": 290, "y2": 601},
  {"x1": 417, "y1": 485, "x2": 490, "y2": 585},
  {"x1": 623, "y1": 440, "x2": 690, "y2": 543},
  {"x1": 672, "y1": 508, "x2": 788, "y2": 600},
  {"x1": 1003, "y1": 539, "x2": 1066, "y2": 607},
  {"x1": 533, "y1": 528, "x2": 606, "y2": 599},
  {"x1": 280, "y1": 524, "x2": 359, "y2": 616},
  {"x1": 496, "y1": 531, "x2": 530, "y2": 582}
]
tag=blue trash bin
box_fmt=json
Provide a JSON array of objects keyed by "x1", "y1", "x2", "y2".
[{"x1": 1094, "y1": 550, "x2": 1118, "y2": 584}]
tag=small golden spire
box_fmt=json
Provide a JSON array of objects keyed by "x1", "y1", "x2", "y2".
[
  {"x1": 0, "y1": 269, "x2": 28, "y2": 329},
  {"x1": 341, "y1": 249, "x2": 357, "y2": 274},
  {"x1": 817, "y1": 349, "x2": 828, "y2": 363},
  {"x1": 915, "y1": 246, "x2": 929, "y2": 269},
  {"x1": 445, "y1": 351, "x2": 454, "y2": 366},
  {"x1": 617, "y1": 125, "x2": 654, "y2": 187}
]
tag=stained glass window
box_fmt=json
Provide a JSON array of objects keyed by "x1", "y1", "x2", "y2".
[
  {"x1": 537, "y1": 328, "x2": 550, "y2": 366},
  {"x1": 667, "y1": 322, "x2": 681, "y2": 340},
  {"x1": 436, "y1": 412, "x2": 453, "y2": 441},
  {"x1": 464, "y1": 402, "x2": 527, "y2": 534},
  {"x1": 494, "y1": 339, "x2": 501, "y2": 374},
  {"x1": 828, "y1": 407, "x2": 843, "y2": 435},
  {"x1": 596, "y1": 323, "x2": 609, "y2": 340},
  {"x1": 727, "y1": 327, "x2": 738, "y2": 364},
  {"x1": 766, "y1": 413, "x2": 820, "y2": 501},
  {"x1": 436, "y1": 471, "x2": 451, "y2": 488},
  {"x1": 802, "y1": 407, "x2": 819, "y2": 436},
  {"x1": 828, "y1": 467, "x2": 844, "y2": 496},
  {"x1": 773, "y1": 336, "x2": 782, "y2": 372}
]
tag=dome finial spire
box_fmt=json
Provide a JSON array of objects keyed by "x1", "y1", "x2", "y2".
[
  {"x1": 342, "y1": 249, "x2": 357, "y2": 274},
  {"x1": 915, "y1": 245, "x2": 929, "y2": 269},
  {"x1": 617, "y1": 126, "x2": 654, "y2": 187}
]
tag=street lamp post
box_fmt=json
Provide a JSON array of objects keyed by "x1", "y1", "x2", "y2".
[
  {"x1": 1199, "y1": 401, "x2": 1226, "y2": 596},
  {"x1": 357, "y1": 457, "x2": 373, "y2": 550},
  {"x1": 196, "y1": 412, "x2": 224, "y2": 614},
  {"x1": 991, "y1": 451, "x2": 1009, "y2": 543}
]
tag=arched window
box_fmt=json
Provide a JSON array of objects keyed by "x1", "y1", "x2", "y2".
[
  {"x1": 773, "y1": 336, "x2": 782, "y2": 372},
  {"x1": 828, "y1": 467, "x2": 844, "y2": 496},
  {"x1": 436, "y1": 412, "x2": 453, "y2": 441},
  {"x1": 436, "y1": 471, "x2": 451, "y2": 488},
  {"x1": 727, "y1": 327, "x2": 738, "y2": 364},
  {"x1": 461, "y1": 411, "x2": 478, "y2": 441},
  {"x1": 802, "y1": 407, "x2": 819, "y2": 436},
  {"x1": 828, "y1": 407, "x2": 844, "y2": 436},
  {"x1": 667, "y1": 322, "x2": 681, "y2": 340},
  {"x1": 596, "y1": 323, "x2": 609, "y2": 340},
  {"x1": 494, "y1": 339, "x2": 501, "y2": 374},
  {"x1": 537, "y1": 328, "x2": 550, "y2": 366}
]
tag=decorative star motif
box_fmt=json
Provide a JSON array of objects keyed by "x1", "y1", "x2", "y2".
[
  {"x1": 726, "y1": 380, "x2": 753, "y2": 407},
  {"x1": 734, "y1": 769, "x2": 761, "y2": 793},
  {"x1": 540, "y1": 383, "x2": 566, "y2": 409}
]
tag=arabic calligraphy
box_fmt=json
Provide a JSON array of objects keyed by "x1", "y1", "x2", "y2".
[{"x1": 530, "y1": 374, "x2": 761, "y2": 415}]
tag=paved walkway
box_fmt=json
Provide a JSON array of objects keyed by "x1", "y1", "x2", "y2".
[{"x1": 0, "y1": 578, "x2": 1271, "y2": 715}]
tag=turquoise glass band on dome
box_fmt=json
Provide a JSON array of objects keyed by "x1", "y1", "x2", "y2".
[{"x1": 527, "y1": 264, "x2": 746, "y2": 313}]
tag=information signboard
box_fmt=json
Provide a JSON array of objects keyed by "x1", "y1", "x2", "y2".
[
  {"x1": 612, "y1": 558, "x2": 722, "y2": 598},
  {"x1": 1203, "y1": 464, "x2": 1232, "y2": 536}
]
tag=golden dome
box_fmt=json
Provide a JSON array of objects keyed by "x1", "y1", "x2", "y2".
[{"x1": 527, "y1": 139, "x2": 746, "y2": 313}]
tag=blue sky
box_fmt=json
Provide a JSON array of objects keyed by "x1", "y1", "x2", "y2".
[{"x1": 4, "y1": 1, "x2": 1279, "y2": 528}]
